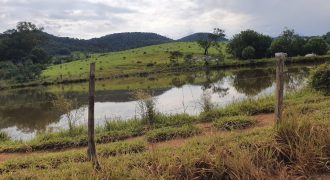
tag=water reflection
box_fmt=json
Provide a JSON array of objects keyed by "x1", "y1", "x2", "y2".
[{"x1": 0, "y1": 64, "x2": 314, "y2": 140}]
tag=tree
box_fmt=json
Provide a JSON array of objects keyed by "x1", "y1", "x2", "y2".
[
  {"x1": 29, "y1": 48, "x2": 49, "y2": 64},
  {"x1": 323, "y1": 32, "x2": 330, "y2": 45},
  {"x1": 169, "y1": 51, "x2": 183, "y2": 64},
  {"x1": 197, "y1": 28, "x2": 225, "y2": 55},
  {"x1": 228, "y1": 30, "x2": 272, "y2": 59},
  {"x1": 304, "y1": 37, "x2": 328, "y2": 55},
  {"x1": 0, "y1": 22, "x2": 48, "y2": 82},
  {"x1": 270, "y1": 28, "x2": 306, "y2": 56},
  {"x1": 0, "y1": 21, "x2": 45, "y2": 63},
  {"x1": 242, "y1": 46, "x2": 256, "y2": 59}
]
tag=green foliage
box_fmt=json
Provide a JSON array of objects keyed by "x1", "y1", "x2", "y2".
[
  {"x1": 197, "y1": 28, "x2": 225, "y2": 55},
  {"x1": 0, "y1": 22, "x2": 48, "y2": 82},
  {"x1": 153, "y1": 114, "x2": 198, "y2": 128},
  {"x1": 146, "y1": 125, "x2": 201, "y2": 143},
  {"x1": 104, "y1": 119, "x2": 145, "y2": 135},
  {"x1": 169, "y1": 51, "x2": 183, "y2": 64},
  {"x1": 270, "y1": 28, "x2": 306, "y2": 57},
  {"x1": 131, "y1": 90, "x2": 157, "y2": 125},
  {"x1": 309, "y1": 63, "x2": 330, "y2": 95},
  {"x1": 0, "y1": 131, "x2": 10, "y2": 142},
  {"x1": 304, "y1": 37, "x2": 328, "y2": 55},
  {"x1": 201, "y1": 96, "x2": 274, "y2": 121},
  {"x1": 241, "y1": 46, "x2": 256, "y2": 59},
  {"x1": 323, "y1": 32, "x2": 330, "y2": 45},
  {"x1": 228, "y1": 29, "x2": 272, "y2": 59},
  {"x1": 213, "y1": 116, "x2": 256, "y2": 130}
]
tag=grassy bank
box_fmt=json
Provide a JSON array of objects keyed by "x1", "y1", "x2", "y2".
[{"x1": 0, "y1": 87, "x2": 329, "y2": 178}]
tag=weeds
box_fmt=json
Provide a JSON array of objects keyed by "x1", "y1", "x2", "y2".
[
  {"x1": 146, "y1": 125, "x2": 201, "y2": 143},
  {"x1": 213, "y1": 116, "x2": 256, "y2": 130}
]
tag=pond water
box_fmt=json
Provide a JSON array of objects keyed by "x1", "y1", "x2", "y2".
[{"x1": 0, "y1": 64, "x2": 313, "y2": 140}]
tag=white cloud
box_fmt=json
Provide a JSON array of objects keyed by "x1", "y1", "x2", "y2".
[{"x1": 0, "y1": 0, "x2": 329, "y2": 39}]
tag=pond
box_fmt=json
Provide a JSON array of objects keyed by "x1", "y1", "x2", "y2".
[{"x1": 0, "y1": 64, "x2": 313, "y2": 140}]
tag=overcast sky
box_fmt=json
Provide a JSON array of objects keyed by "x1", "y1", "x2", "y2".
[{"x1": 0, "y1": 0, "x2": 329, "y2": 39}]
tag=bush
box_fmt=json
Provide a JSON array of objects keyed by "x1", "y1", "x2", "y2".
[
  {"x1": 241, "y1": 46, "x2": 256, "y2": 60},
  {"x1": 270, "y1": 28, "x2": 306, "y2": 57},
  {"x1": 304, "y1": 37, "x2": 328, "y2": 55},
  {"x1": 228, "y1": 29, "x2": 272, "y2": 59},
  {"x1": 309, "y1": 63, "x2": 330, "y2": 95},
  {"x1": 146, "y1": 125, "x2": 201, "y2": 143},
  {"x1": 213, "y1": 116, "x2": 256, "y2": 130}
]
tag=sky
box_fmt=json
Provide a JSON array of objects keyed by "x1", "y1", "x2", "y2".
[{"x1": 0, "y1": 0, "x2": 329, "y2": 40}]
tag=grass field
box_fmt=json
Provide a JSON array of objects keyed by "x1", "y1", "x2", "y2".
[
  {"x1": 42, "y1": 42, "x2": 224, "y2": 82},
  {"x1": 38, "y1": 42, "x2": 330, "y2": 88}
]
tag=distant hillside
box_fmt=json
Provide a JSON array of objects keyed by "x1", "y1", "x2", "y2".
[
  {"x1": 39, "y1": 32, "x2": 173, "y2": 55},
  {"x1": 178, "y1": 33, "x2": 228, "y2": 42}
]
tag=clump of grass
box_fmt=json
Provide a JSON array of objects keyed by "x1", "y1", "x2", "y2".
[
  {"x1": 153, "y1": 113, "x2": 198, "y2": 128},
  {"x1": 0, "y1": 141, "x2": 148, "y2": 174},
  {"x1": 146, "y1": 125, "x2": 201, "y2": 143},
  {"x1": 201, "y1": 96, "x2": 274, "y2": 121},
  {"x1": 213, "y1": 116, "x2": 256, "y2": 130},
  {"x1": 275, "y1": 110, "x2": 330, "y2": 176},
  {"x1": 98, "y1": 140, "x2": 147, "y2": 157},
  {"x1": 0, "y1": 131, "x2": 10, "y2": 142},
  {"x1": 104, "y1": 119, "x2": 145, "y2": 134}
]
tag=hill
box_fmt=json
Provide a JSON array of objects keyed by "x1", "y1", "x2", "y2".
[
  {"x1": 39, "y1": 32, "x2": 174, "y2": 55},
  {"x1": 178, "y1": 32, "x2": 228, "y2": 42}
]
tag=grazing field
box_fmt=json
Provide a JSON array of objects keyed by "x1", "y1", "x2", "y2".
[
  {"x1": 42, "y1": 42, "x2": 224, "y2": 82},
  {"x1": 39, "y1": 42, "x2": 330, "y2": 88}
]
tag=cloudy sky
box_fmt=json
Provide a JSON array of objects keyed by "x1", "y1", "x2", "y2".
[{"x1": 0, "y1": 0, "x2": 329, "y2": 39}]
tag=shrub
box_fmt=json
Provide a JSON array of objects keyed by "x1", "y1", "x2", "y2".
[
  {"x1": 146, "y1": 125, "x2": 201, "y2": 143},
  {"x1": 213, "y1": 116, "x2": 256, "y2": 130},
  {"x1": 228, "y1": 29, "x2": 272, "y2": 59},
  {"x1": 131, "y1": 90, "x2": 157, "y2": 125},
  {"x1": 304, "y1": 37, "x2": 328, "y2": 55},
  {"x1": 309, "y1": 63, "x2": 330, "y2": 95},
  {"x1": 241, "y1": 46, "x2": 256, "y2": 60}
]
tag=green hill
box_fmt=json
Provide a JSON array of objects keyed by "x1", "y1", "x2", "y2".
[
  {"x1": 42, "y1": 42, "x2": 225, "y2": 82},
  {"x1": 39, "y1": 32, "x2": 173, "y2": 55}
]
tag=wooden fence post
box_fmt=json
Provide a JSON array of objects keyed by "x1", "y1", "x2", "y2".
[
  {"x1": 275, "y1": 53, "x2": 286, "y2": 125},
  {"x1": 87, "y1": 62, "x2": 101, "y2": 170}
]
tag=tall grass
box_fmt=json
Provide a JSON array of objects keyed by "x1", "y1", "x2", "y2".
[{"x1": 0, "y1": 131, "x2": 9, "y2": 142}]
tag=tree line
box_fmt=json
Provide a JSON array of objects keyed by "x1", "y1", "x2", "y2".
[{"x1": 198, "y1": 28, "x2": 329, "y2": 60}]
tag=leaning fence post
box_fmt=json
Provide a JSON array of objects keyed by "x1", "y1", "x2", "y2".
[
  {"x1": 87, "y1": 62, "x2": 101, "y2": 170},
  {"x1": 275, "y1": 53, "x2": 286, "y2": 125}
]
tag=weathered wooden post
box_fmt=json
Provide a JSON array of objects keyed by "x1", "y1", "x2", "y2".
[
  {"x1": 275, "y1": 53, "x2": 286, "y2": 125},
  {"x1": 87, "y1": 62, "x2": 101, "y2": 170}
]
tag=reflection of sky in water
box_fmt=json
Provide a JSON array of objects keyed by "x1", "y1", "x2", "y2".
[
  {"x1": 47, "y1": 77, "x2": 277, "y2": 131},
  {"x1": 2, "y1": 67, "x2": 309, "y2": 140}
]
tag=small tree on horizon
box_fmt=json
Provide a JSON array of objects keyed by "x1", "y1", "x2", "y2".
[{"x1": 197, "y1": 28, "x2": 225, "y2": 56}]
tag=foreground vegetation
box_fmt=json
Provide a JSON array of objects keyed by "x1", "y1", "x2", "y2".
[{"x1": 0, "y1": 87, "x2": 329, "y2": 178}]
